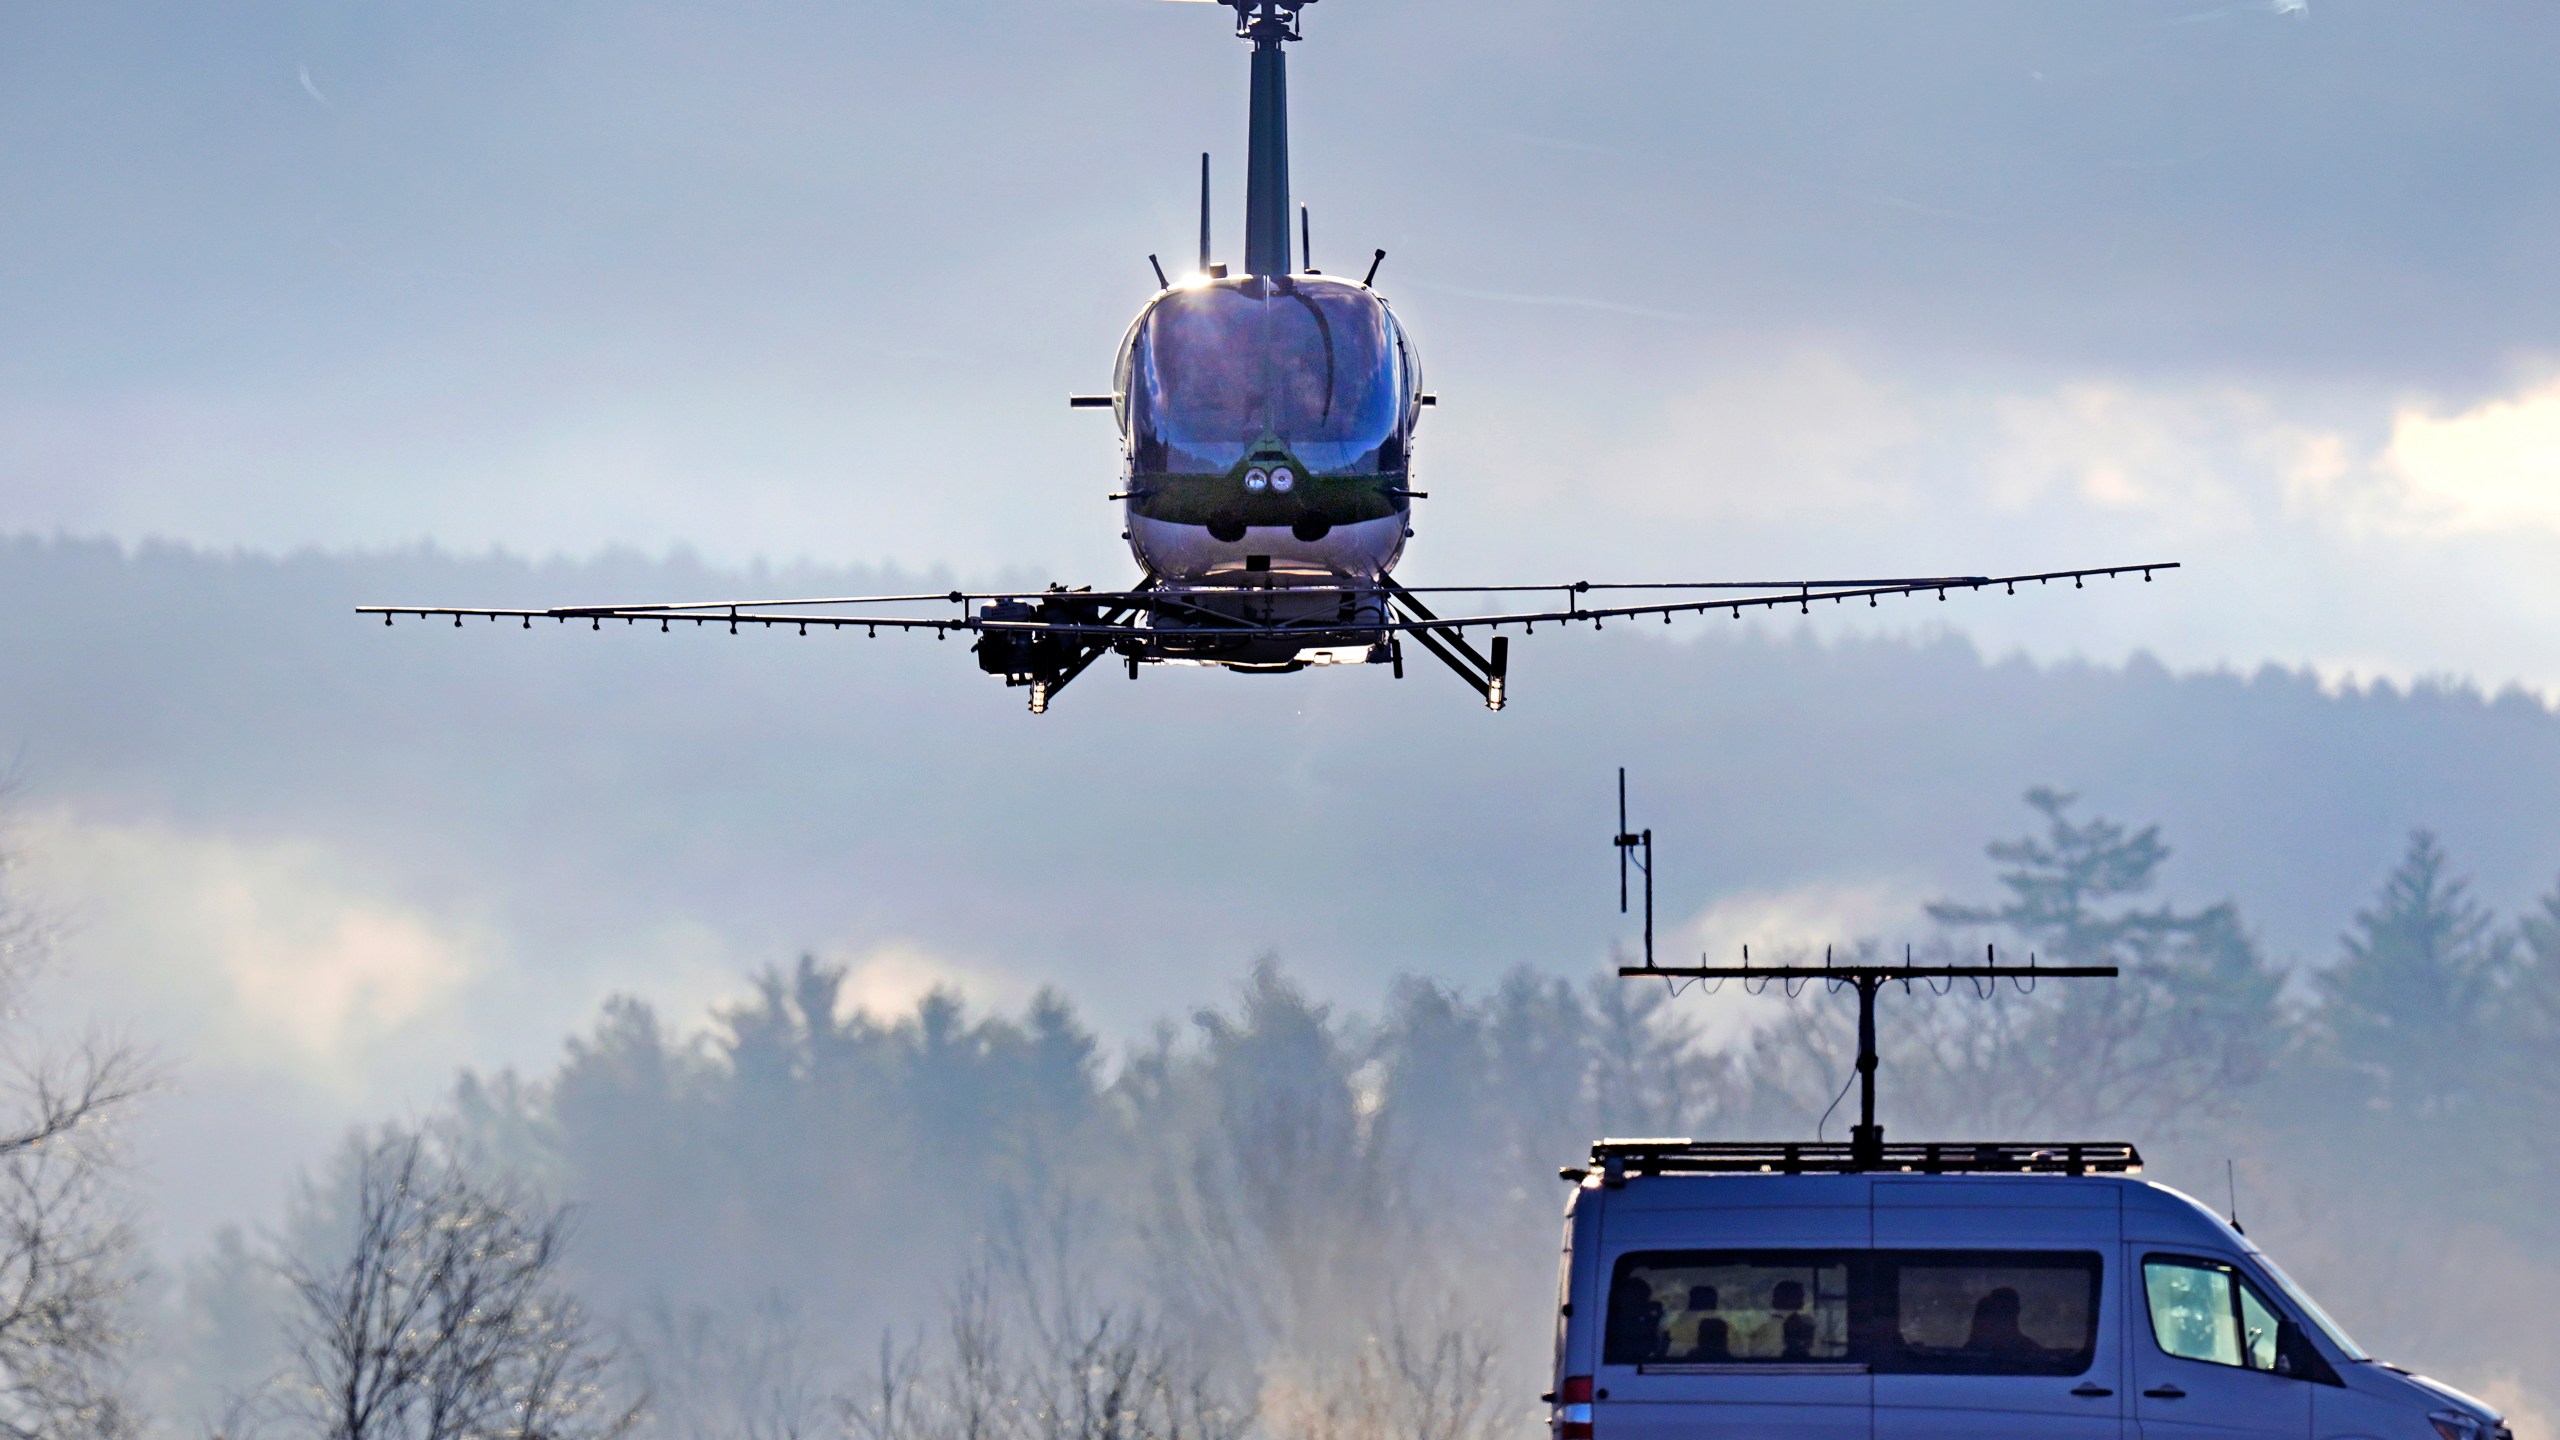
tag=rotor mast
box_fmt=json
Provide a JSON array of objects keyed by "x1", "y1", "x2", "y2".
[{"x1": 1222, "y1": 0, "x2": 1311, "y2": 277}]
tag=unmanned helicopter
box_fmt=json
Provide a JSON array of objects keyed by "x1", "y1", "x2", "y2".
[{"x1": 362, "y1": 0, "x2": 2176, "y2": 712}]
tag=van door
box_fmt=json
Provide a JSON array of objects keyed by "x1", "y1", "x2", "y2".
[
  {"x1": 1871, "y1": 1182, "x2": 2125, "y2": 1440},
  {"x1": 2127, "y1": 1252, "x2": 2311, "y2": 1439}
]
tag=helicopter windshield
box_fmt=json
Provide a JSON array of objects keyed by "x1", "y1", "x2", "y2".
[{"x1": 1126, "y1": 279, "x2": 1405, "y2": 475}]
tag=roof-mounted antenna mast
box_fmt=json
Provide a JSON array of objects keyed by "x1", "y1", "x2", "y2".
[
  {"x1": 1614, "y1": 768, "x2": 1652, "y2": 968},
  {"x1": 1216, "y1": 0, "x2": 1314, "y2": 277},
  {"x1": 1607, "y1": 773, "x2": 2119, "y2": 1172}
]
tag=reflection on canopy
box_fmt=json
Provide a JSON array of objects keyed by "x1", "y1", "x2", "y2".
[{"x1": 1125, "y1": 277, "x2": 1409, "y2": 475}]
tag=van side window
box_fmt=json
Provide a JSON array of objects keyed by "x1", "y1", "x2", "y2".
[
  {"x1": 2144, "y1": 1256, "x2": 2286, "y2": 1371},
  {"x1": 1604, "y1": 1253, "x2": 1851, "y2": 1365},
  {"x1": 1875, "y1": 1252, "x2": 2102, "y2": 1376}
]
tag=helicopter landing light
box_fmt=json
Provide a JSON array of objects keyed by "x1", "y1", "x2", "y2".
[
  {"x1": 1245, "y1": 468, "x2": 1270, "y2": 491},
  {"x1": 1270, "y1": 466, "x2": 1296, "y2": 492},
  {"x1": 1295, "y1": 644, "x2": 1374, "y2": 666}
]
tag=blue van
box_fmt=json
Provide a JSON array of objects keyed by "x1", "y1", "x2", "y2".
[{"x1": 1548, "y1": 1140, "x2": 2510, "y2": 1440}]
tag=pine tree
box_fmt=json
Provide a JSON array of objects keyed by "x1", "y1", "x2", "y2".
[
  {"x1": 1917, "y1": 787, "x2": 2287, "y2": 1134},
  {"x1": 2315, "y1": 830, "x2": 2512, "y2": 1121},
  {"x1": 2493, "y1": 875, "x2": 2560, "y2": 1221},
  {"x1": 2512, "y1": 881, "x2": 2560, "y2": 1049}
]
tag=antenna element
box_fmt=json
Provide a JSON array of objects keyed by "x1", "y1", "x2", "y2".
[{"x1": 1613, "y1": 768, "x2": 1653, "y2": 967}]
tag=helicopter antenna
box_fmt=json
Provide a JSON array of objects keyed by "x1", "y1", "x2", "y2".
[
  {"x1": 1301, "y1": 204, "x2": 1315, "y2": 273},
  {"x1": 1198, "y1": 153, "x2": 1212, "y2": 273}
]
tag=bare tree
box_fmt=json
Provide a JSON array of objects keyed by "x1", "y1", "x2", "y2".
[
  {"x1": 1262, "y1": 1319, "x2": 1508, "y2": 1440},
  {"x1": 0, "y1": 800, "x2": 149, "y2": 1440},
  {"x1": 839, "y1": 1200, "x2": 1248, "y2": 1440},
  {"x1": 631, "y1": 1297, "x2": 830, "y2": 1440},
  {"x1": 279, "y1": 1133, "x2": 640, "y2": 1440}
]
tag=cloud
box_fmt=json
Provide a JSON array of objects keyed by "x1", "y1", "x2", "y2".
[
  {"x1": 1620, "y1": 348, "x2": 1927, "y2": 524},
  {"x1": 1984, "y1": 383, "x2": 2313, "y2": 538},
  {"x1": 825, "y1": 938, "x2": 1026, "y2": 1023},
  {"x1": 18, "y1": 808, "x2": 483, "y2": 1093},
  {"x1": 1666, "y1": 878, "x2": 1934, "y2": 1047},
  {"x1": 2378, "y1": 374, "x2": 2560, "y2": 536}
]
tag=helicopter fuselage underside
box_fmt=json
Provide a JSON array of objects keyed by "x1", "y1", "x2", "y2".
[
  {"x1": 1125, "y1": 511, "x2": 1402, "y2": 669},
  {"x1": 1127, "y1": 510, "x2": 1406, "y2": 587}
]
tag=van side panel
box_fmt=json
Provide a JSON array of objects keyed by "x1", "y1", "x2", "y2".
[
  {"x1": 1591, "y1": 1177, "x2": 1873, "y2": 1440},
  {"x1": 1871, "y1": 1181, "x2": 2125, "y2": 1439}
]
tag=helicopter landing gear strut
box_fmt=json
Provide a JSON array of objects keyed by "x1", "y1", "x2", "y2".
[{"x1": 1383, "y1": 578, "x2": 1509, "y2": 711}]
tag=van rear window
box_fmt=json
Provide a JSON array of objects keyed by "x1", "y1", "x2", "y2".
[
  {"x1": 1604, "y1": 1253, "x2": 1850, "y2": 1364},
  {"x1": 1604, "y1": 1250, "x2": 2101, "y2": 1376}
]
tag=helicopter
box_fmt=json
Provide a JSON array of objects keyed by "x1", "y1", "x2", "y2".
[{"x1": 361, "y1": 0, "x2": 2175, "y2": 713}]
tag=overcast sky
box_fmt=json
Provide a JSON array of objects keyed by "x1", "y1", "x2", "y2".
[
  {"x1": 2, "y1": 0, "x2": 2557, "y2": 687},
  {"x1": 2, "y1": 0, "x2": 2558, "y2": 1251}
]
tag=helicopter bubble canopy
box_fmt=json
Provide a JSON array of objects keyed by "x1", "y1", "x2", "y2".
[{"x1": 1120, "y1": 275, "x2": 1415, "y2": 476}]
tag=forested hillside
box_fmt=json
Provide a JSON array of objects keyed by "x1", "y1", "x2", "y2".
[{"x1": 138, "y1": 793, "x2": 2560, "y2": 1440}]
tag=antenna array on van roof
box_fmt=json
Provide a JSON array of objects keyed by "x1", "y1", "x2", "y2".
[
  {"x1": 1606, "y1": 772, "x2": 2129, "y2": 1173},
  {"x1": 1562, "y1": 1138, "x2": 2143, "y2": 1184}
]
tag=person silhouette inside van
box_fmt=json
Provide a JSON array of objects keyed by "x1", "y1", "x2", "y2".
[
  {"x1": 1684, "y1": 1286, "x2": 1731, "y2": 1361},
  {"x1": 1770, "y1": 1280, "x2": 1816, "y2": 1360},
  {"x1": 1963, "y1": 1286, "x2": 2038, "y2": 1358},
  {"x1": 1607, "y1": 1278, "x2": 1666, "y2": 1362}
]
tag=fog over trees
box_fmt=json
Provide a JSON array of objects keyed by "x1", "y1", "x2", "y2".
[{"x1": 7, "y1": 790, "x2": 2534, "y2": 1440}]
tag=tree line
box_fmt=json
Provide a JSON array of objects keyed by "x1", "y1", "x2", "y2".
[{"x1": 10, "y1": 786, "x2": 2560, "y2": 1440}]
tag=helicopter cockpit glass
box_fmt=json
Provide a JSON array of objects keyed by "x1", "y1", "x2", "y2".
[{"x1": 1126, "y1": 279, "x2": 1407, "y2": 477}]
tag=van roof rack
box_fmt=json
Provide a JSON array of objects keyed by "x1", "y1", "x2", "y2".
[{"x1": 1564, "y1": 1137, "x2": 2143, "y2": 1181}]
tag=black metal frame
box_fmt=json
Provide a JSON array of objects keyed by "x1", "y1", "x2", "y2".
[
  {"x1": 1217, "y1": 0, "x2": 1313, "y2": 44},
  {"x1": 1606, "y1": 774, "x2": 2124, "y2": 1174},
  {"x1": 357, "y1": 562, "x2": 2177, "y2": 713},
  {"x1": 1565, "y1": 1138, "x2": 2143, "y2": 1181},
  {"x1": 1617, "y1": 957, "x2": 2118, "y2": 1170}
]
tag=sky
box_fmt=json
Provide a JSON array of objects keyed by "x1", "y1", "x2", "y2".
[{"x1": 1, "y1": 0, "x2": 2558, "y2": 1253}]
